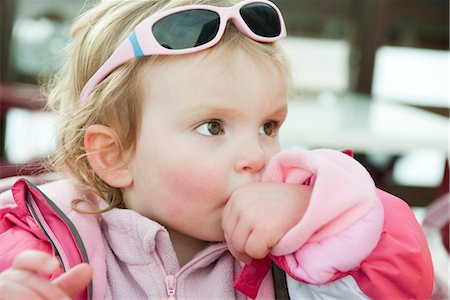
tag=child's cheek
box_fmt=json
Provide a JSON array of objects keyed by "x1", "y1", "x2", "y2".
[{"x1": 160, "y1": 162, "x2": 225, "y2": 206}]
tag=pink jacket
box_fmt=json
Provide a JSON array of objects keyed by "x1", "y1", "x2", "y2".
[{"x1": 0, "y1": 149, "x2": 433, "y2": 299}]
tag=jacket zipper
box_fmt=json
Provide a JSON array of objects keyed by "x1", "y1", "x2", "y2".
[
  {"x1": 152, "y1": 245, "x2": 227, "y2": 300},
  {"x1": 165, "y1": 274, "x2": 177, "y2": 300},
  {"x1": 25, "y1": 192, "x2": 69, "y2": 270},
  {"x1": 24, "y1": 188, "x2": 93, "y2": 300}
]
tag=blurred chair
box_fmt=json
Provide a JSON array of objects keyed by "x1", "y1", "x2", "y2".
[
  {"x1": 0, "y1": 82, "x2": 51, "y2": 180},
  {"x1": 279, "y1": 36, "x2": 350, "y2": 94},
  {"x1": 372, "y1": 46, "x2": 448, "y2": 109},
  {"x1": 368, "y1": 46, "x2": 448, "y2": 205}
]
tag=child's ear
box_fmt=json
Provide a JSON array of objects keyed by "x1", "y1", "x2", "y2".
[{"x1": 84, "y1": 124, "x2": 133, "y2": 188}]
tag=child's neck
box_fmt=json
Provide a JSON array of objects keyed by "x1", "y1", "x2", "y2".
[{"x1": 168, "y1": 229, "x2": 209, "y2": 267}]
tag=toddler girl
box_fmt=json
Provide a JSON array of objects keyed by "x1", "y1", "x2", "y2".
[{"x1": 0, "y1": 0, "x2": 433, "y2": 299}]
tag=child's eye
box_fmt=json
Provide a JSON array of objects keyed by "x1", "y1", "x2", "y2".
[
  {"x1": 259, "y1": 121, "x2": 279, "y2": 137},
  {"x1": 195, "y1": 120, "x2": 224, "y2": 136}
]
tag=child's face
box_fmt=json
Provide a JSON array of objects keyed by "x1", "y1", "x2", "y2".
[{"x1": 124, "y1": 48, "x2": 287, "y2": 242}]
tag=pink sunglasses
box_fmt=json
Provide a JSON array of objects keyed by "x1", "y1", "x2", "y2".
[{"x1": 80, "y1": 0, "x2": 287, "y2": 104}]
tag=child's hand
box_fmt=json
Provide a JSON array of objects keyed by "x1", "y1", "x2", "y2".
[
  {"x1": 0, "y1": 250, "x2": 92, "y2": 300},
  {"x1": 222, "y1": 183, "x2": 311, "y2": 264}
]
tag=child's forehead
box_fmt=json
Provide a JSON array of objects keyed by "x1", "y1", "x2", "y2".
[
  {"x1": 138, "y1": 47, "x2": 288, "y2": 118},
  {"x1": 146, "y1": 46, "x2": 284, "y2": 80}
]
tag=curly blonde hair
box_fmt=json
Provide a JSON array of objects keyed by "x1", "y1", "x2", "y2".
[{"x1": 45, "y1": 0, "x2": 291, "y2": 212}]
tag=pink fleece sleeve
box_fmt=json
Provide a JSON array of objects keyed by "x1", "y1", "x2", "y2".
[{"x1": 263, "y1": 149, "x2": 384, "y2": 284}]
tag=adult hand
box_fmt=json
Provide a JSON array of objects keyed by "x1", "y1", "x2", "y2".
[
  {"x1": 0, "y1": 250, "x2": 92, "y2": 300},
  {"x1": 222, "y1": 182, "x2": 311, "y2": 264}
]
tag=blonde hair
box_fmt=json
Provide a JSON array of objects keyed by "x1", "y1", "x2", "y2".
[{"x1": 46, "y1": 0, "x2": 291, "y2": 212}]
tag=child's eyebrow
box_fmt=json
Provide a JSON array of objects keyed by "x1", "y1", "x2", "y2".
[
  {"x1": 184, "y1": 103, "x2": 288, "y2": 119},
  {"x1": 185, "y1": 104, "x2": 239, "y2": 117},
  {"x1": 270, "y1": 105, "x2": 288, "y2": 119}
]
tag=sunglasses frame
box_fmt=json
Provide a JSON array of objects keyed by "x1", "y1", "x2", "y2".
[{"x1": 80, "y1": 0, "x2": 286, "y2": 104}]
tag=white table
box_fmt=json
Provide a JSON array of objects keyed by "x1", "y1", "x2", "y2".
[{"x1": 280, "y1": 95, "x2": 448, "y2": 155}]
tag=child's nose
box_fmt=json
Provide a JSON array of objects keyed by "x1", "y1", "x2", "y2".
[{"x1": 234, "y1": 141, "x2": 266, "y2": 174}]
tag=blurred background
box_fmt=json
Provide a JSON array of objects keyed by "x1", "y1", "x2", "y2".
[{"x1": 0, "y1": 0, "x2": 448, "y2": 297}]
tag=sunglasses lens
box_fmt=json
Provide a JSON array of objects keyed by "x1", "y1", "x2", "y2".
[
  {"x1": 240, "y1": 3, "x2": 281, "y2": 38},
  {"x1": 153, "y1": 10, "x2": 220, "y2": 49}
]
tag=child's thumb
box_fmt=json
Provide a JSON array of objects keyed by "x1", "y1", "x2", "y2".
[{"x1": 52, "y1": 263, "x2": 92, "y2": 297}]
